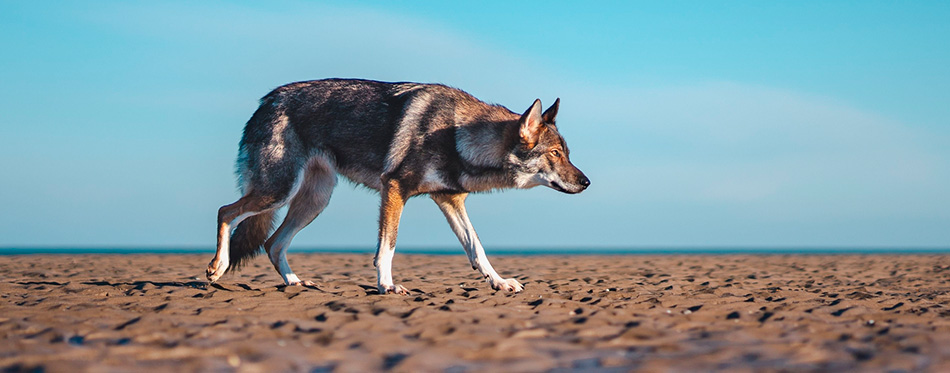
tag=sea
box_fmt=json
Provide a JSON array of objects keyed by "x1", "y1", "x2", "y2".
[{"x1": 1, "y1": 247, "x2": 948, "y2": 255}]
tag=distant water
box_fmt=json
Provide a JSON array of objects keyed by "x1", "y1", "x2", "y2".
[{"x1": 1, "y1": 247, "x2": 948, "y2": 255}]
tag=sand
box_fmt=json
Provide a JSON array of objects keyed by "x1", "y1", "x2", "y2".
[{"x1": 2, "y1": 253, "x2": 950, "y2": 372}]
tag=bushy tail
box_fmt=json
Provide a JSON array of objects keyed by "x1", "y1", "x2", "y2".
[{"x1": 225, "y1": 211, "x2": 276, "y2": 273}]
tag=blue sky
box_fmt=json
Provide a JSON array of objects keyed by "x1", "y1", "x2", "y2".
[{"x1": 1, "y1": 1, "x2": 948, "y2": 248}]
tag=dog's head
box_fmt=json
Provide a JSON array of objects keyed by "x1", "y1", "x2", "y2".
[{"x1": 509, "y1": 98, "x2": 590, "y2": 194}]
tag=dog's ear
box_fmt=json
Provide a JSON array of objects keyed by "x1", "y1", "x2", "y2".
[
  {"x1": 519, "y1": 99, "x2": 543, "y2": 148},
  {"x1": 542, "y1": 97, "x2": 560, "y2": 124}
]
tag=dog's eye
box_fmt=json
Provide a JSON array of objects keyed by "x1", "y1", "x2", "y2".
[{"x1": 550, "y1": 149, "x2": 561, "y2": 158}]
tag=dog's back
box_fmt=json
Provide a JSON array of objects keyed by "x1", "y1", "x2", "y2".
[
  {"x1": 240, "y1": 79, "x2": 400, "y2": 192},
  {"x1": 239, "y1": 79, "x2": 511, "y2": 192}
]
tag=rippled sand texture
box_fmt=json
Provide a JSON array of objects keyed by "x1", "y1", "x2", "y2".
[{"x1": 2, "y1": 254, "x2": 950, "y2": 372}]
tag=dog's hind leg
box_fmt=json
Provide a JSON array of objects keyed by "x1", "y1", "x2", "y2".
[
  {"x1": 208, "y1": 192, "x2": 283, "y2": 283},
  {"x1": 431, "y1": 193, "x2": 523, "y2": 292},
  {"x1": 373, "y1": 178, "x2": 410, "y2": 295},
  {"x1": 264, "y1": 156, "x2": 337, "y2": 286}
]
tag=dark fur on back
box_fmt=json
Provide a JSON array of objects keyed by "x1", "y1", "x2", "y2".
[{"x1": 237, "y1": 79, "x2": 523, "y2": 195}]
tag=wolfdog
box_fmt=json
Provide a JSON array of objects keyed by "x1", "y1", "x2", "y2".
[{"x1": 206, "y1": 79, "x2": 590, "y2": 294}]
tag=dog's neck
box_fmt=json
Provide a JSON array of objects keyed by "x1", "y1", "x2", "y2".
[{"x1": 455, "y1": 117, "x2": 521, "y2": 192}]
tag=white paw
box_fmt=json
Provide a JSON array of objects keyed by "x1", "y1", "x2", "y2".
[
  {"x1": 288, "y1": 280, "x2": 316, "y2": 287},
  {"x1": 378, "y1": 284, "x2": 410, "y2": 295},
  {"x1": 206, "y1": 261, "x2": 227, "y2": 283},
  {"x1": 491, "y1": 278, "x2": 524, "y2": 293}
]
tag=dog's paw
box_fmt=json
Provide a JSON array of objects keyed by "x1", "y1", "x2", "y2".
[
  {"x1": 288, "y1": 280, "x2": 316, "y2": 287},
  {"x1": 378, "y1": 284, "x2": 410, "y2": 295},
  {"x1": 206, "y1": 262, "x2": 226, "y2": 284},
  {"x1": 491, "y1": 278, "x2": 524, "y2": 293}
]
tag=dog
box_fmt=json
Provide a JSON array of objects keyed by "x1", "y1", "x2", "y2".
[{"x1": 206, "y1": 79, "x2": 590, "y2": 294}]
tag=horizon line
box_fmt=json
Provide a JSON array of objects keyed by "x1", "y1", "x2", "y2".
[{"x1": 2, "y1": 246, "x2": 949, "y2": 256}]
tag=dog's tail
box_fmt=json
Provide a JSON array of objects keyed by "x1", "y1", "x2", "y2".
[{"x1": 225, "y1": 211, "x2": 276, "y2": 273}]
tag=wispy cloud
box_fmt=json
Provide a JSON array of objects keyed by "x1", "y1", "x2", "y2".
[{"x1": 578, "y1": 82, "x2": 948, "y2": 212}]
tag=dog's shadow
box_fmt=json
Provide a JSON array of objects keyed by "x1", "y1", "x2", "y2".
[
  {"x1": 77, "y1": 280, "x2": 285, "y2": 292},
  {"x1": 79, "y1": 280, "x2": 210, "y2": 290},
  {"x1": 71, "y1": 279, "x2": 333, "y2": 293},
  {"x1": 24, "y1": 279, "x2": 370, "y2": 294}
]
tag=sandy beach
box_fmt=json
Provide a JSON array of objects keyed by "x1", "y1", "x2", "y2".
[{"x1": 2, "y1": 253, "x2": 949, "y2": 372}]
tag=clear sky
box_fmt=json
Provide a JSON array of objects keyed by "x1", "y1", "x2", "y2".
[{"x1": 1, "y1": 1, "x2": 948, "y2": 249}]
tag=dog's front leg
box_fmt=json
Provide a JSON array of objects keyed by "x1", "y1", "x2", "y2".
[
  {"x1": 431, "y1": 193, "x2": 524, "y2": 292},
  {"x1": 374, "y1": 179, "x2": 410, "y2": 295}
]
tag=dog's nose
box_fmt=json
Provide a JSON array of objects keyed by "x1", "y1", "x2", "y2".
[{"x1": 580, "y1": 176, "x2": 590, "y2": 188}]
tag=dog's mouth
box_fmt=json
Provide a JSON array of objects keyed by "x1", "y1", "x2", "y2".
[
  {"x1": 550, "y1": 181, "x2": 577, "y2": 194},
  {"x1": 551, "y1": 180, "x2": 589, "y2": 194}
]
